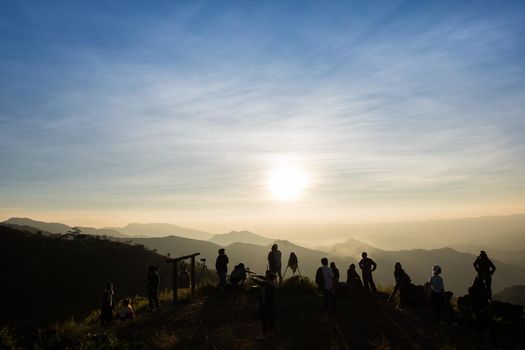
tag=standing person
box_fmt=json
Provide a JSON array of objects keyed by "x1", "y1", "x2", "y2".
[
  {"x1": 330, "y1": 262, "x2": 340, "y2": 287},
  {"x1": 145, "y1": 265, "x2": 160, "y2": 312},
  {"x1": 469, "y1": 277, "x2": 497, "y2": 346},
  {"x1": 429, "y1": 265, "x2": 445, "y2": 322},
  {"x1": 215, "y1": 248, "x2": 229, "y2": 289},
  {"x1": 359, "y1": 252, "x2": 378, "y2": 293},
  {"x1": 268, "y1": 244, "x2": 282, "y2": 287},
  {"x1": 316, "y1": 258, "x2": 336, "y2": 313},
  {"x1": 253, "y1": 270, "x2": 277, "y2": 340},
  {"x1": 346, "y1": 264, "x2": 363, "y2": 289},
  {"x1": 100, "y1": 282, "x2": 115, "y2": 325},
  {"x1": 473, "y1": 251, "x2": 496, "y2": 300},
  {"x1": 388, "y1": 262, "x2": 411, "y2": 308}
]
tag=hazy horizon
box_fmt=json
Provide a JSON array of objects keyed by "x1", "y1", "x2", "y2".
[{"x1": 2, "y1": 1, "x2": 525, "y2": 240}]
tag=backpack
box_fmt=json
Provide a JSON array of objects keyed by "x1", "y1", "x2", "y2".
[{"x1": 315, "y1": 267, "x2": 324, "y2": 290}]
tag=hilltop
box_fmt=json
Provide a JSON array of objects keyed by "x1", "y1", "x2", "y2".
[{"x1": 14, "y1": 281, "x2": 525, "y2": 350}]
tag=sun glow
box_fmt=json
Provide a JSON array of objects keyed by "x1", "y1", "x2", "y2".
[{"x1": 268, "y1": 165, "x2": 309, "y2": 201}]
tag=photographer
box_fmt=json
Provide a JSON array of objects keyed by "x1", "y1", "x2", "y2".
[{"x1": 230, "y1": 263, "x2": 247, "y2": 286}]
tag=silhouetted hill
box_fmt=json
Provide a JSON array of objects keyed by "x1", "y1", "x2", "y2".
[
  {"x1": 107, "y1": 222, "x2": 212, "y2": 240},
  {"x1": 495, "y1": 285, "x2": 525, "y2": 306},
  {"x1": 0, "y1": 224, "x2": 172, "y2": 331},
  {"x1": 329, "y1": 237, "x2": 381, "y2": 258},
  {"x1": 209, "y1": 230, "x2": 275, "y2": 246},
  {"x1": 2, "y1": 217, "x2": 72, "y2": 234},
  {"x1": 2, "y1": 217, "x2": 126, "y2": 237},
  {"x1": 129, "y1": 235, "x2": 221, "y2": 262}
]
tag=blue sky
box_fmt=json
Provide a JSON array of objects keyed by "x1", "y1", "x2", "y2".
[{"x1": 1, "y1": 0, "x2": 524, "y2": 233}]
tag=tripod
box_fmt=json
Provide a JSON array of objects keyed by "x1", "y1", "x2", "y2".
[{"x1": 198, "y1": 259, "x2": 213, "y2": 286}]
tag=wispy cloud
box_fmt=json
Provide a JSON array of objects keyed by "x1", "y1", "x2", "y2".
[{"x1": 1, "y1": 1, "x2": 525, "y2": 228}]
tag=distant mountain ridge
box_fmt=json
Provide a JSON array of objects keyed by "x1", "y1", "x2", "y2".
[
  {"x1": 209, "y1": 230, "x2": 275, "y2": 246},
  {"x1": 106, "y1": 222, "x2": 213, "y2": 240},
  {"x1": 2, "y1": 217, "x2": 126, "y2": 237},
  {"x1": 495, "y1": 285, "x2": 525, "y2": 306}
]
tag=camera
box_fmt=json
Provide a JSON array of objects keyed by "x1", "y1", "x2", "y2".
[{"x1": 200, "y1": 258, "x2": 206, "y2": 262}]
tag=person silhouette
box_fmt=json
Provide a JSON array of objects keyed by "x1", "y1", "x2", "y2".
[
  {"x1": 359, "y1": 252, "x2": 377, "y2": 292},
  {"x1": 330, "y1": 262, "x2": 340, "y2": 287},
  {"x1": 429, "y1": 265, "x2": 445, "y2": 322},
  {"x1": 388, "y1": 262, "x2": 411, "y2": 308},
  {"x1": 253, "y1": 270, "x2": 277, "y2": 340},
  {"x1": 346, "y1": 263, "x2": 363, "y2": 288},
  {"x1": 469, "y1": 276, "x2": 497, "y2": 346},
  {"x1": 473, "y1": 251, "x2": 496, "y2": 300},
  {"x1": 215, "y1": 248, "x2": 229, "y2": 289},
  {"x1": 268, "y1": 244, "x2": 283, "y2": 287},
  {"x1": 316, "y1": 258, "x2": 336, "y2": 312},
  {"x1": 145, "y1": 265, "x2": 160, "y2": 312},
  {"x1": 100, "y1": 282, "x2": 115, "y2": 325},
  {"x1": 230, "y1": 263, "x2": 247, "y2": 286}
]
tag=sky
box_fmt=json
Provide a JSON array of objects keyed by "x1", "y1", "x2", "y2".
[{"x1": 1, "y1": 0, "x2": 525, "y2": 235}]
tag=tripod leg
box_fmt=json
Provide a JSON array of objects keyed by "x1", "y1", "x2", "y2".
[
  {"x1": 297, "y1": 266, "x2": 302, "y2": 277},
  {"x1": 282, "y1": 266, "x2": 289, "y2": 280}
]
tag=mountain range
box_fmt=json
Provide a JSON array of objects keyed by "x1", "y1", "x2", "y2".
[
  {"x1": 105, "y1": 222, "x2": 213, "y2": 240},
  {"x1": 4, "y1": 217, "x2": 525, "y2": 297},
  {"x1": 2, "y1": 217, "x2": 127, "y2": 237}
]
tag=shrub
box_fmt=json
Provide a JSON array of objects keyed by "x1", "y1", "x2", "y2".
[
  {"x1": 280, "y1": 276, "x2": 318, "y2": 296},
  {"x1": 0, "y1": 326, "x2": 17, "y2": 350}
]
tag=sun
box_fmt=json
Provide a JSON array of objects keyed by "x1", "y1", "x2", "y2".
[{"x1": 268, "y1": 165, "x2": 309, "y2": 201}]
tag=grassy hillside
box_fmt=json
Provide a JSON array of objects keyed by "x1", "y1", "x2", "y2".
[
  {"x1": 9, "y1": 280, "x2": 525, "y2": 350},
  {"x1": 0, "y1": 225, "x2": 172, "y2": 332}
]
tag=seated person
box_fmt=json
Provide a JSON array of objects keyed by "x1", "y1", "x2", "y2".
[
  {"x1": 118, "y1": 299, "x2": 135, "y2": 320},
  {"x1": 230, "y1": 263, "x2": 247, "y2": 286}
]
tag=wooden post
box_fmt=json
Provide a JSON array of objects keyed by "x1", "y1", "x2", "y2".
[
  {"x1": 191, "y1": 256, "x2": 196, "y2": 299},
  {"x1": 173, "y1": 261, "x2": 178, "y2": 304},
  {"x1": 167, "y1": 252, "x2": 200, "y2": 304}
]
